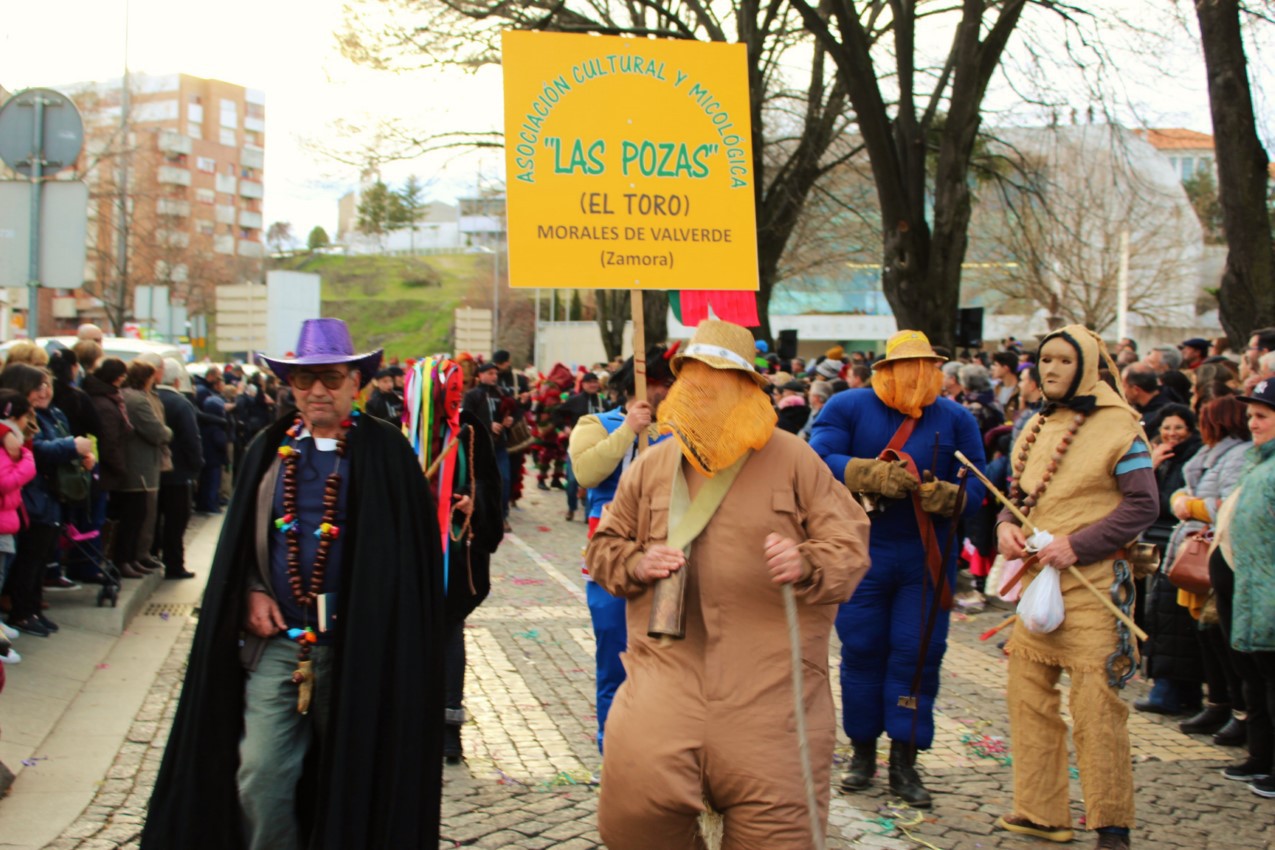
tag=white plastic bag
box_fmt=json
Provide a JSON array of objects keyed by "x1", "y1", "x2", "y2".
[{"x1": 1017, "y1": 566, "x2": 1065, "y2": 633}]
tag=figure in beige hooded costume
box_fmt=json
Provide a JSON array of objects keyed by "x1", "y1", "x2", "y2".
[
  {"x1": 586, "y1": 320, "x2": 871, "y2": 850},
  {"x1": 995, "y1": 325, "x2": 1158, "y2": 850}
]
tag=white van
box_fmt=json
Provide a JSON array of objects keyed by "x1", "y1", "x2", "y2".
[{"x1": 0, "y1": 336, "x2": 186, "y2": 364}]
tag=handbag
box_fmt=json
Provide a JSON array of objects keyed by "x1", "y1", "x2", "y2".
[
  {"x1": 54, "y1": 461, "x2": 91, "y2": 503},
  {"x1": 46, "y1": 414, "x2": 91, "y2": 503},
  {"x1": 1166, "y1": 530, "x2": 1213, "y2": 595}
]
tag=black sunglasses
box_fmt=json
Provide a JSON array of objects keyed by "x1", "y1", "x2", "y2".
[{"x1": 290, "y1": 370, "x2": 350, "y2": 391}]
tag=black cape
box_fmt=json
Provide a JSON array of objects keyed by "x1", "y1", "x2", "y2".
[
  {"x1": 141, "y1": 415, "x2": 448, "y2": 849},
  {"x1": 444, "y1": 412, "x2": 503, "y2": 627}
]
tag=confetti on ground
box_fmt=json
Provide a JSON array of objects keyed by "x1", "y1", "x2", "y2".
[
  {"x1": 95, "y1": 663, "x2": 109, "y2": 669},
  {"x1": 21, "y1": 756, "x2": 48, "y2": 767},
  {"x1": 540, "y1": 770, "x2": 597, "y2": 789},
  {"x1": 160, "y1": 611, "x2": 170, "y2": 621},
  {"x1": 514, "y1": 629, "x2": 542, "y2": 641},
  {"x1": 494, "y1": 768, "x2": 529, "y2": 786},
  {"x1": 511, "y1": 578, "x2": 545, "y2": 586},
  {"x1": 537, "y1": 526, "x2": 552, "y2": 532},
  {"x1": 960, "y1": 731, "x2": 1012, "y2": 765}
]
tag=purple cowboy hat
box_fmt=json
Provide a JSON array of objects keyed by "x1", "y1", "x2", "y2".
[{"x1": 261, "y1": 319, "x2": 383, "y2": 388}]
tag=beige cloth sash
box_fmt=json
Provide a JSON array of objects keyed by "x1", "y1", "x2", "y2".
[
  {"x1": 668, "y1": 449, "x2": 751, "y2": 552},
  {"x1": 647, "y1": 449, "x2": 751, "y2": 639}
]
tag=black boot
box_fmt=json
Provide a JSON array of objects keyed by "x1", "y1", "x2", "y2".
[
  {"x1": 888, "y1": 739, "x2": 932, "y2": 808},
  {"x1": 443, "y1": 707, "x2": 464, "y2": 765},
  {"x1": 841, "y1": 739, "x2": 877, "y2": 791},
  {"x1": 443, "y1": 725, "x2": 462, "y2": 764},
  {"x1": 1213, "y1": 715, "x2": 1247, "y2": 746},
  {"x1": 1179, "y1": 703, "x2": 1231, "y2": 735}
]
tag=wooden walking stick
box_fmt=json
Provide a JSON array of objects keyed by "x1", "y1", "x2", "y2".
[{"x1": 952, "y1": 452, "x2": 1148, "y2": 642}]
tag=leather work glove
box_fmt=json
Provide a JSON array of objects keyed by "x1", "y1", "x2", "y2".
[
  {"x1": 919, "y1": 479, "x2": 962, "y2": 517},
  {"x1": 843, "y1": 458, "x2": 918, "y2": 500}
]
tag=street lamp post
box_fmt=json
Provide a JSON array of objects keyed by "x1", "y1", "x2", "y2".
[
  {"x1": 492, "y1": 242, "x2": 499, "y2": 351},
  {"x1": 479, "y1": 242, "x2": 501, "y2": 355}
]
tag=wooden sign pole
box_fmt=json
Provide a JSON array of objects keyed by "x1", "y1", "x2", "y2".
[{"x1": 631, "y1": 290, "x2": 647, "y2": 452}]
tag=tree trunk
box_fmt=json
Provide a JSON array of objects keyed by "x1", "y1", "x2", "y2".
[
  {"x1": 642, "y1": 290, "x2": 668, "y2": 347},
  {"x1": 1196, "y1": 1, "x2": 1275, "y2": 344},
  {"x1": 594, "y1": 289, "x2": 630, "y2": 361}
]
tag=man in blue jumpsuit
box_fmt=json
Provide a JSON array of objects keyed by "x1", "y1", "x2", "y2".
[
  {"x1": 810, "y1": 330, "x2": 986, "y2": 807},
  {"x1": 567, "y1": 347, "x2": 674, "y2": 751}
]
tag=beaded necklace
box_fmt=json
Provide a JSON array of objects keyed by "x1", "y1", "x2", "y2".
[
  {"x1": 275, "y1": 411, "x2": 356, "y2": 713},
  {"x1": 1010, "y1": 404, "x2": 1087, "y2": 516}
]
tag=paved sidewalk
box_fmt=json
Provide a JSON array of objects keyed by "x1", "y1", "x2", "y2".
[
  {"x1": 10, "y1": 478, "x2": 1274, "y2": 849},
  {"x1": 0, "y1": 515, "x2": 220, "y2": 850}
]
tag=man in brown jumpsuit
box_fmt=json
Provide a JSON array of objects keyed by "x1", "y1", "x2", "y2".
[{"x1": 587, "y1": 320, "x2": 872, "y2": 849}]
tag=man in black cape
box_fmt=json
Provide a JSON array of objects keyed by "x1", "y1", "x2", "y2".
[{"x1": 142, "y1": 319, "x2": 453, "y2": 850}]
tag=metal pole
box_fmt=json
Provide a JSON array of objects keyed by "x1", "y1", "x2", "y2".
[
  {"x1": 492, "y1": 245, "x2": 499, "y2": 350},
  {"x1": 117, "y1": 54, "x2": 131, "y2": 337},
  {"x1": 1116, "y1": 228, "x2": 1129, "y2": 341},
  {"x1": 26, "y1": 94, "x2": 45, "y2": 338}
]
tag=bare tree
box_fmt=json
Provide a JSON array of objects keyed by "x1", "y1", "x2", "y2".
[
  {"x1": 1194, "y1": 0, "x2": 1275, "y2": 343},
  {"x1": 977, "y1": 125, "x2": 1201, "y2": 333},
  {"x1": 787, "y1": 0, "x2": 1168, "y2": 348},
  {"x1": 595, "y1": 290, "x2": 630, "y2": 360},
  {"x1": 266, "y1": 221, "x2": 294, "y2": 254}
]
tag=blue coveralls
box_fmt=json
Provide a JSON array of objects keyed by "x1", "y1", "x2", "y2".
[
  {"x1": 809, "y1": 389, "x2": 986, "y2": 748},
  {"x1": 584, "y1": 408, "x2": 670, "y2": 751}
]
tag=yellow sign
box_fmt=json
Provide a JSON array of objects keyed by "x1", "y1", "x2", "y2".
[{"x1": 501, "y1": 31, "x2": 758, "y2": 291}]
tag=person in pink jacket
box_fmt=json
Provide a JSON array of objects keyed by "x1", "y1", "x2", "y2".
[{"x1": 0, "y1": 389, "x2": 39, "y2": 664}]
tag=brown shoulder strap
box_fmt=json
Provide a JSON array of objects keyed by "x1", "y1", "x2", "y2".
[
  {"x1": 881, "y1": 415, "x2": 918, "y2": 458},
  {"x1": 879, "y1": 416, "x2": 952, "y2": 610}
]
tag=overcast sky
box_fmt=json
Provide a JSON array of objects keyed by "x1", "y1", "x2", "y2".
[{"x1": 1, "y1": 0, "x2": 1269, "y2": 243}]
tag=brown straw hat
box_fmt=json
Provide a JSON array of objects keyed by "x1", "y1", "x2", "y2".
[
  {"x1": 871, "y1": 329, "x2": 947, "y2": 370},
  {"x1": 672, "y1": 319, "x2": 770, "y2": 388}
]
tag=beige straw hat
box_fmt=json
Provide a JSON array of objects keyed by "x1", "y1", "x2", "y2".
[
  {"x1": 871, "y1": 329, "x2": 947, "y2": 370},
  {"x1": 671, "y1": 319, "x2": 770, "y2": 388}
]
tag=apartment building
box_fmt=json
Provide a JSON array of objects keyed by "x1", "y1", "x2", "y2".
[
  {"x1": 1136, "y1": 128, "x2": 1215, "y2": 182},
  {"x1": 66, "y1": 72, "x2": 265, "y2": 334}
]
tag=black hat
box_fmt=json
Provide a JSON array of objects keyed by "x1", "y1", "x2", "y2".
[
  {"x1": 374, "y1": 368, "x2": 393, "y2": 380},
  {"x1": 1238, "y1": 377, "x2": 1275, "y2": 410},
  {"x1": 612, "y1": 345, "x2": 675, "y2": 393},
  {"x1": 781, "y1": 379, "x2": 806, "y2": 393},
  {"x1": 1180, "y1": 337, "x2": 1210, "y2": 354},
  {"x1": 476, "y1": 362, "x2": 499, "y2": 374},
  {"x1": 492, "y1": 349, "x2": 511, "y2": 364},
  {"x1": 581, "y1": 372, "x2": 600, "y2": 383}
]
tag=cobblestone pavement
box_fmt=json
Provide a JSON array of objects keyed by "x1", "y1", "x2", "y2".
[{"x1": 43, "y1": 475, "x2": 1275, "y2": 849}]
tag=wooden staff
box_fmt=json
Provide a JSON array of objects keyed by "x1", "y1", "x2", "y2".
[
  {"x1": 631, "y1": 290, "x2": 647, "y2": 453},
  {"x1": 952, "y1": 451, "x2": 1148, "y2": 642},
  {"x1": 953, "y1": 451, "x2": 1038, "y2": 533},
  {"x1": 637, "y1": 289, "x2": 681, "y2": 640},
  {"x1": 980, "y1": 614, "x2": 1018, "y2": 641}
]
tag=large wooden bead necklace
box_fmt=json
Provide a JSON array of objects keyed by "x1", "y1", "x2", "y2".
[
  {"x1": 1010, "y1": 404, "x2": 1087, "y2": 517},
  {"x1": 275, "y1": 412, "x2": 355, "y2": 713}
]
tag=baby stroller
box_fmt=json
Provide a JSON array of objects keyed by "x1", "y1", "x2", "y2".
[{"x1": 60, "y1": 520, "x2": 122, "y2": 608}]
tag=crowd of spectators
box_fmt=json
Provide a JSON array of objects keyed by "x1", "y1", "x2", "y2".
[
  {"x1": 0, "y1": 325, "x2": 278, "y2": 667},
  {"x1": 4, "y1": 323, "x2": 1273, "y2": 800}
]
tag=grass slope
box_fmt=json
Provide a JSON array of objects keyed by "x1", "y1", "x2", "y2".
[{"x1": 274, "y1": 252, "x2": 489, "y2": 359}]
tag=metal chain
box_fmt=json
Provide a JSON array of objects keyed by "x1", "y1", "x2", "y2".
[{"x1": 1106, "y1": 558, "x2": 1136, "y2": 688}]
